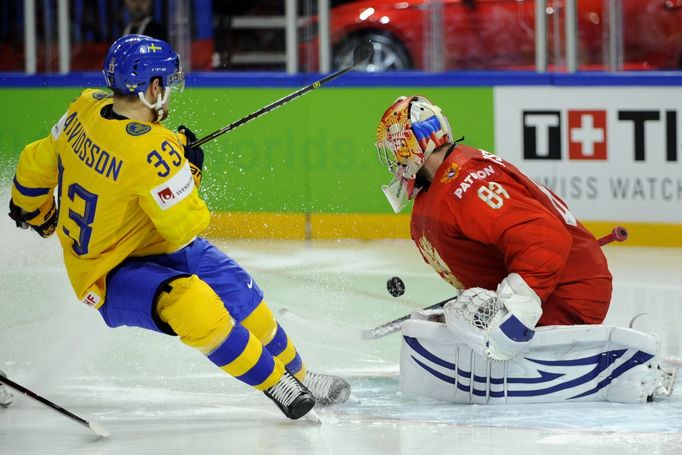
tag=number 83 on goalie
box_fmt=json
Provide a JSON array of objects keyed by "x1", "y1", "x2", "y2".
[{"x1": 477, "y1": 182, "x2": 510, "y2": 210}]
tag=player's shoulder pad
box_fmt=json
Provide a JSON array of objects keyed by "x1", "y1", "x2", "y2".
[{"x1": 441, "y1": 145, "x2": 507, "y2": 201}]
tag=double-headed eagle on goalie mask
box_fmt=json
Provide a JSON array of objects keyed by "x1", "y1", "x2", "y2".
[
  {"x1": 103, "y1": 34, "x2": 185, "y2": 121},
  {"x1": 376, "y1": 96, "x2": 453, "y2": 212}
]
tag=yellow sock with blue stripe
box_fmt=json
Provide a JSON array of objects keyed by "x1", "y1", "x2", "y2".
[
  {"x1": 156, "y1": 275, "x2": 283, "y2": 391},
  {"x1": 241, "y1": 301, "x2": 307, "y2": 381}
]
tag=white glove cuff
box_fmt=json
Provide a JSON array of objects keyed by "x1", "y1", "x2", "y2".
[{"x1": 495, "y1": 273, "x2": 542, "y2": 329}]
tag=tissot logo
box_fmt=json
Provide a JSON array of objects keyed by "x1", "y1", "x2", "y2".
[
  {"x1": 523, "y1": 109, "x2": 679, "y2": 162},
  {"x1": 568, "y1": 110, "x2": 607, "y2": 160}
]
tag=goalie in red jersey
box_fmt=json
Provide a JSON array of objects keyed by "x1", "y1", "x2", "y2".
[{"x1": 376, "y1": 95, "x2": 613, "y2": 361}]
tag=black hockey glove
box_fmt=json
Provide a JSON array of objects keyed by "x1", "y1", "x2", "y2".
[
  {"x1": 8, "y1": 199, "x2": 29, "y2": 229},
  {"x1": 8, "y1": 198, "x2": 58, "y2": 238},
  {"x1": 178, "y1": 125, "x2": 204, "y2": 186}
]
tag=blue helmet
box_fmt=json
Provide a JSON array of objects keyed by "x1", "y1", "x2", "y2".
[{"x1": 103, "y1": 34, "x2": 184, "y2": 96}]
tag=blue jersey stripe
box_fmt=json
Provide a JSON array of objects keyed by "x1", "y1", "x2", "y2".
[{"x1": 13, "y1": 176, "x2": 50, "y2": 196}]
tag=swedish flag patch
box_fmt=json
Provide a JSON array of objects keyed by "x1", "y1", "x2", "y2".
[{"x1": 126, "y1": 122, "x2": 151, "y2": 136}]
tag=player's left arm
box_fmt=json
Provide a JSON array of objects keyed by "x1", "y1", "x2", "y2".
[{"x1": 9, "y1": 128, "x2": 61, "y2": 238}]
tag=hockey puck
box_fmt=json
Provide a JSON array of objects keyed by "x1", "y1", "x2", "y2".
[{"x1": 387, "y1": 276, "x2": 405, "y2": 297}]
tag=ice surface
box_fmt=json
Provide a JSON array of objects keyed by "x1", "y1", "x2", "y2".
[{"x1": 1, "y1": 221, "x2": 682, "y2": 454}]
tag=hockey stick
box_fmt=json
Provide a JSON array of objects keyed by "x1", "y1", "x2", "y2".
[
  {"x1": 359, "y1": 295, "x2": 458, "y2": 340},
  {"x1": 597, "y1": 225, "x2": 628, "y2": 246},
  {"x1": 191, "y1": 42, "x2": 374, "y2": 148},
  {"x1": 360, "y1": 225, "x2": 630, "y2": 340},
  {"x1": 0, "y1": 374, "x2": 110, "y2": 437}
]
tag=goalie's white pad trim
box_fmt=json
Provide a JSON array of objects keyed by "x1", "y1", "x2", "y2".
[{"x1": 400, "y1": 319, "x2": 670, "y2": 404}]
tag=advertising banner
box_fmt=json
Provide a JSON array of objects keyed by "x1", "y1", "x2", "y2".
[{"x1": 494, "y1": 87, "x2": 682, "y2": 223}]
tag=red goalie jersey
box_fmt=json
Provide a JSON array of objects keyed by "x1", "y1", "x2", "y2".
[{"x1": 410, "y1": 144, "x2": 612, "y2": 326}]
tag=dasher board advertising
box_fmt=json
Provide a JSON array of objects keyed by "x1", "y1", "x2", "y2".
[{"x1": 494, "y1": 87, "x2": 682, "y2": 223}]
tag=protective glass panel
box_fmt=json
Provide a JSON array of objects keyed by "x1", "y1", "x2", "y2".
[
  {"x1": 537, "y1": 0, "x2": 682, "y2": 72},
  {"x1": 2, "y1": 0, "x2": 680, "y2": 73},
  {"x1": 325, "y1": 0, "x2": 537, "y2": 72},
  {"x1": 433, "y1": 0, "x2": 536, "y2": 71},
  {"x1": 620, "y1": 0, "x2": 682, "y2": 71}
]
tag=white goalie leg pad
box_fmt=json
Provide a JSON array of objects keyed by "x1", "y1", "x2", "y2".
[
  {"x1": 602, "y1": 327, "x2": 668, "y2": 402},
  {"x1": 400, "y1": 319, "x2": 460, "y2": 402},
  {"x1": 400, "y1": 320, "x2": 670, "y2": 404}
]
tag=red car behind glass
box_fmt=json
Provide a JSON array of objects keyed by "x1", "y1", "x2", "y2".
[{"x1": 301, "y1": 0, "x2": 682, "y2": 71}]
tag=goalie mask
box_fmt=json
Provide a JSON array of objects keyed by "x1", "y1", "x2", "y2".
[{"x1": 376, "y1": 96, "x2": 453, "y2": 212}]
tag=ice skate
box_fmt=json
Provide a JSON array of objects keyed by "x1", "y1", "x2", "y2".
[
  {"x1": 303, "y1": 371, "x2": 351, "y2": 406},
  {"x1": 0, "y1": 370, "x2": 14, "y2": 408},
  {"x1": 264, "y1": 370, "x2": 315, "y2": 419}
]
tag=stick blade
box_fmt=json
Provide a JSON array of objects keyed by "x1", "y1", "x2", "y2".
[
  {"x1": 88, "y1": 420, "x2": 111, "y2": 438},
  {"x1": 352, "y1": 41, "x2": 374, "y2": 67},
  {"x1": 360, "y1": 322, "x2": 402, "y2": 340}
]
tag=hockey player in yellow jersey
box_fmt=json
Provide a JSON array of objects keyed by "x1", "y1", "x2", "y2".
[{"x1": 8, "y1": 34, "x2": 350, "y2": 419}]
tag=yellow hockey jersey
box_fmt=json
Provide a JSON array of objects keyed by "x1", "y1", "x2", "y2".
[{"x1": 11, "y1": 89, "x2": 210, "y2": 309}]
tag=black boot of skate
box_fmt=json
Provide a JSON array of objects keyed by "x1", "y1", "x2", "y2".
[
  {"x1": 264, "y1": 370, "x2": 315, "y2": 419},
  {"x1": 303, "y1": 371, "x2": 351, "y2": 406},
  {"x1": 0, "y1": 370, "x2": 14, "y2": 408}
]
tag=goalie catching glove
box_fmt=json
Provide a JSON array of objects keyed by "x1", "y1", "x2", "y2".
[
  {"x1": 177, "y1": 125, "x2": 204, "y2": 187},
  {"x1": 8, "y1": 198, "x2": 58, "y2": 238},
  {"x1": 443, "y1": 273, "x2": 542, "y2": 361}
]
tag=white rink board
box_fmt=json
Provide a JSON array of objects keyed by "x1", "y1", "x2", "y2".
[{"x1": 494, "y1": 87, "x2": 682, "y2": 223}]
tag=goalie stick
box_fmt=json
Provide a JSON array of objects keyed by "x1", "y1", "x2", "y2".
[
  {"x1": 597, "y1": 225, "x2": 628, "y2": 246},
  {"x1": 191, "y1": 42, "x2": 374, "y2": 148},
  {"x1": 0, "y1": 374, "x2": 110, "y2": 437},
  {"x1": 358, "y1": 295, "x2": 458, "y2": 340}
]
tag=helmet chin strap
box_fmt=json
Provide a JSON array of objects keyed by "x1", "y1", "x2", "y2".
[{"x1": 138, "y1": 87, "x2": 171, "y2": 122}]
